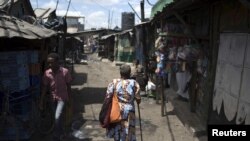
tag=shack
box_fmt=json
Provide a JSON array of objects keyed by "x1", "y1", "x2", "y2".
[{"x1": 0, "y1": 13, "x2": 56, "y2": 140}]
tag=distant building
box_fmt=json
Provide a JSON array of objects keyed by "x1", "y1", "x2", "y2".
[
  {"x1": 64, "y1": 16, "x2": 85, "y2": 33},
  {"x1": 121, "y1": 12, "x2": 135, "y2": 31}
]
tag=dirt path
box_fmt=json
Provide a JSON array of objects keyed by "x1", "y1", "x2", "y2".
[
  {"x1": 69, "y1": 53, "x2": 205, "y2": 141},
  {"x1": 31, "y1": 53, "x2": 207, "y2": 141}
]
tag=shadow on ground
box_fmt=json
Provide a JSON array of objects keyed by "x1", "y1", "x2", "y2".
[{"x1": 71, "y1": 72, "x2": 87, "y2": 86}]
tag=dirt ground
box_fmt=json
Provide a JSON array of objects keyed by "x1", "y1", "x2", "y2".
[{"x1": 30, "y1": 53, "x2": 208, "y2": 141}]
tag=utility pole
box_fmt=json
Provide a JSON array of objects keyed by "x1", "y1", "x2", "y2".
[
  {"x1": 140, "y1": 0, "x2": 145, "y2": 22},
  {"x1": 108, "y1": 10, "x2": 110, "y2": 29},
  {"x1": 65, "y1": 0, "x2": 71, "y2": 17},
  {"x1": 110, "y1": 10, "x2": 114, "y2": 29},
  {"x1": 140, "y1": 0, "x2": 148, "y2": 78}
]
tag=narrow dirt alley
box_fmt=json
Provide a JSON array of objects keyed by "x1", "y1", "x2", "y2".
[
  {"x1": 68, "y1": 53, "x2": 204, "y2": 141},
  {"x1": 31, "y1": 53, "x2": 206, "y2": 141}
]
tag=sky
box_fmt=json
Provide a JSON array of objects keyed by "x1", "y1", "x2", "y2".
[{"x1": 30, "y1": 0, "x2": 157, "y2": 30}]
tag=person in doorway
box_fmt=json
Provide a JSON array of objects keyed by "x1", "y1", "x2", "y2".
[
  {"x1": 105, "y1": 64, "x2": 141, "y2": 141},
  {"x1": 40, "y1": 53, "x2": 72, "y2": 141}
]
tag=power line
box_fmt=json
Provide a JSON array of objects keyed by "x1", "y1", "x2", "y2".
[
  {"x1": 55, "y1": 0, "x2": 59, "y2": 11},
  {"x1": 90, "y1": 0, "x2": 114, "y2": 29},
  {"x1": 63, "y1": 0, "x2": 84, "y2": 18},
  {"x1": 146, "y1": 0, "x2": 155, "y2": 6},
  {"x1": 128, "y1": 2, "x2": 141, "y2": 20},
  {"x1": 107, "y1": 11, "x2": 109, "y2": 29},
  {"x1": 110, "y1": 10, "x2": 114, "y2": 29},
  {"x1": 66, "y1": 0, "x2": 72, "y2": 17},
  {"x1": 91, "y1": 0, "x2": 109, "y2": 11}
]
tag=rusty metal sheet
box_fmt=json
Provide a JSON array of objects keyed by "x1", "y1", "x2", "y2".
[{"x1": 0, "y1": 15, "x2": 56, "y2": 39}]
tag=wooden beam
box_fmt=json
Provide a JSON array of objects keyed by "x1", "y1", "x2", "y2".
[{"x1": 173, "y1": 11, "x2": 199, "y2": 43}]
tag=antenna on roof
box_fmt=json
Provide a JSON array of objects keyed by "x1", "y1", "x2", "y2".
[
  {"x1": 55, "y1": 0, "x2": 59, "y2": 11},
  {"x1": 146, "y1": 0, "x2": 155, "y2": 6}
]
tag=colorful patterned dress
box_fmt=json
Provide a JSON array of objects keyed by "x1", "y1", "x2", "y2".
[{"x1": 106, "y1": 79, "x2": 141, "y2": 141}]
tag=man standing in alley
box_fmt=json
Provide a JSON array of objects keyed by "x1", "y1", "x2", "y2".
[{"x1": 40, "y1": 53, "x2": 72, "y2": 141}]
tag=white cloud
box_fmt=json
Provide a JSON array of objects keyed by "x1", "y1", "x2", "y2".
[
  {"x1": 81, "y1": 5, "x2": 88, "y2": 10},
  {"x1": 134, "y1": 5, "x2": 141, "y2": 14},
  {"x1": 122, "y1": 0, "x2": 139, "y2": 5},
  {"x1": 40, "y1": 0, "x2": 57, "y2": 9},
  {"x1": 56, "y1": 10, "x2": 84, "y2": 17},
  {"x1": 145, "y1": 7, "x2": 152, "y2": 18},
  {"x1": 85, "y1": 11, "x2": 108, "y2": 29}
]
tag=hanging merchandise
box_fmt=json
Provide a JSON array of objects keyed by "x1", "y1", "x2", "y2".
[
  {"x1": 168, "y1": 45, "x2": 177, "y2": 60},
  {"x1": 177, "y1": 43, "x2": 200, "y2": 61}
]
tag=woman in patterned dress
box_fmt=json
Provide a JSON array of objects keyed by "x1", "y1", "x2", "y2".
[{"x1": 105, "y1": 64, "x2": 141, "y2": 141}]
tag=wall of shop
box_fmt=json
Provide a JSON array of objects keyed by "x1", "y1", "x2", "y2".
[{"x1": 208, "y1": 0, "x2": 250, "y2": 124}]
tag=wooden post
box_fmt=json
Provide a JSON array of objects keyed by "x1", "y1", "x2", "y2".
[
  {"x1": 189, "y1": 61, "x2": 198, "y2": 112},
  {"x1": 140, "y1": 0, "x2": 145, "y2": 22}
]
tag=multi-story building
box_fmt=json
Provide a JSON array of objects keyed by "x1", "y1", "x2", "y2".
[{"x1": 63, "y1": 15, "x2": 85, "y2": 33}]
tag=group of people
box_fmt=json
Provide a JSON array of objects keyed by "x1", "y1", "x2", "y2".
[{"x1": 39, "y1": 53, "x2": 141, "y2": 141}]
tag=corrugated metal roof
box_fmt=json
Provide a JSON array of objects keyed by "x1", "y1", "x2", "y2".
[
  {"x1": 101, "y1": 33, "x2": 117, "y2": 40},
  {"x1": 150, "y1": 0, "x2": 174, "y2": 19},
  {"x1": 66, "y1": 36, "x2": 82, "y2": 42},
  {"x1": 67, "y1": 29, "x2": 107, "y2": 37},
  {"x1": 119, "y1": 29, "x2": 133, "y2": 35},
  {"x1": 151, "y1": 0, "x2": 209, "y2": 21},
  {"x1": 134, "y1": 21, "x2": 150, "y2": 27},
  {"x1": 0, "y1": 0, "x2": 9, "y2": 9},
  {"x1": 0, "y1": 0, "x2": 18, "y2": 9},
  {"x1": 34, "y1": 8, "x2": 55, "y2": 19},
  {"x1": 0, "y1": 14, "x2": 57, "y2": 39},
  {"x1": 0, "y1": 0, "x2": 35, "y2": 17}
]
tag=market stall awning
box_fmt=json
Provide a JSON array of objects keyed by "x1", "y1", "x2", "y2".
[
  {"x1": 0, "y1": 15, "x2": 57, "y2": 39},
  {"x1": 150, "y1": 0, "x2": 173, "y2": 19}
]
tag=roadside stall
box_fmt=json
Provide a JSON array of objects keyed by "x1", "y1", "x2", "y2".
[
  {"x1": 99, "y1": 33, "x2": 117, "y2": 61},
  {"x1": 115, "y1": 29, "x2": 135, "y2": 63},
  {"x1": 150, "y1": 0, "x2": 210, "y2": 124}
]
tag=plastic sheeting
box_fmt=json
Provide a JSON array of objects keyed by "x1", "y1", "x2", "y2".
[
  {"x1": 213, "y1": 33, "x2": 250, "y2": 124},
  {"x1": 176, "y1": 71, "x2": 191, "y2": 99},
  {"x1": 177, "y1": 45, "x2": 200, "y2": 61},
  {"x1": 116, "y1": 30, "x2": 134, "y2": 62}
]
